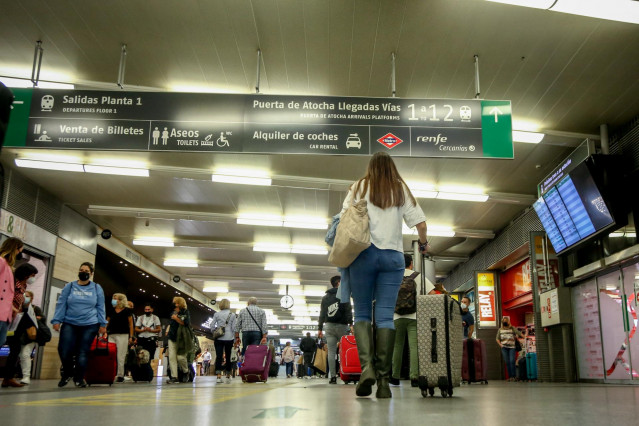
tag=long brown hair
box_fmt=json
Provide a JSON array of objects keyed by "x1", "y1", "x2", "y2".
[
  {"x1": 354, "y1": 152, "x2": 417, "y2": 209},
  {"x1": 0, "y1": 237, "x2": 23, "y2": 267}
]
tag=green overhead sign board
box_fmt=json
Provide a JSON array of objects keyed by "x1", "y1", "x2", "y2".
[{"x1": 4, "y1": 88, "x2": 513, "y2": 159}]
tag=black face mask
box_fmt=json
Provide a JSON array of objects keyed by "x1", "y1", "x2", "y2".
[
  {"x1": 145, "y1": 312, "x2": 152, "y2": 317},
  {"x1": 78, "y1": 272, "x2": 90, "y2": 281},
  {"x1": 16, "y1": 252, "x2": 23, "y2": 261},
  {"x1": 502, "y1": 321, "x2": 509, "y2": 327}
]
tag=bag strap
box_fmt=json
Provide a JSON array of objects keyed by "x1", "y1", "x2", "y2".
[
  {"x1": 246, "y1": 307, "x2": 263, "y2": 335},
  {"x1": 408, "y1": 271, "x2": 420, "y2": 280}
]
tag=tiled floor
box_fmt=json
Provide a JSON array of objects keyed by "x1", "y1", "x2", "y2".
[{"x1": 1, "y1": 376, "x2": 638, "y2": 425}]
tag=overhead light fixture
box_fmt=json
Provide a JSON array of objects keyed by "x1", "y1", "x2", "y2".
[
  {"x1": 133, "y1": 237, "x2": 175, "y2": 247},
  {"x1": 84, "y1": 164, "x2": 149, "y2": 177},
  {"x1": 212, "y1": 168, "x2": 272, "y2": 186},
  {"x1": 291, "y1": 244, "x2": 329, "y2": 255},
  {"x1": 164, "y1": 259, "x2": 199, "y2": 268},
  {"x1": 437, "y1": 186, "x2": 489, "y2": 202},
  {"x1": 15, "y1": 158, "x2": 84, "y2": 172},
  {"x1": 407, "y1": 182, "x2": 439, "y2": 199},
  {"x1": 609, "y1": 231, "x2": 636, "y2": 238},
  {"x1": 253, "y1": 243, "x2": 291, "y2": 253},
  {"x1": 485, "y1": 0, "x2": 639, "y2": 25},
  {"x1": 512, "y1": 131, "x2": 545, "y2": 144},
  {"x1": 283, "y1": 216, "x2": 329, "y2": 230},
  {"x1": 272, "y1": 278, "x2": 301, "y2": 286},
  {"x1": 0, "y1": 76, "x2": 75, "y2": 89},
  {"x1": 268, "y1": 330, "x2": 280, "y2": 336},
  {"x1": 237, "y1": 213, "x2": 283, "y2": 227},
  {"x1": 202, "y1": 285, "x2": 228, "y2": 293},
  {"x1": 265, "y1": 263, "x2": 296, "y2": 272},
  {"x1": 402, "y1": 224, "x2": 455, "y2": 237}
]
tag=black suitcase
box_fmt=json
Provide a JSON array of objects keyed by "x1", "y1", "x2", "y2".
[
  {"x1": 518, "y1": 357, "x2": 527, "y2": 381},
  {"x1": 269, "y1": 361, "x2": 279, "y2": 377},
  {"x1": 132, "y1": 362, "x2": 154, "y2": 382},
  {"x1": 177, "y1": 363, "x2": 196, "y2": 382}
]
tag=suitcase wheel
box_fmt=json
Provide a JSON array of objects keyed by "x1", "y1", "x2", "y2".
[
  {"x1": 441, "y1": 389, "x2": 448, "y2": 398},
  {"x1": 448, "y1": 387, "x2": 453, "y2": 397},
  {"x1": 428, "y1": 387, "x2": 435, "y2": 397},
  {"x1": 421, "y1": 389, "x2": 429, "y2": 398}
]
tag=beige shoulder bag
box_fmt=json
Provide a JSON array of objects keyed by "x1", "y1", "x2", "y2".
[{"x1": 328, "y1": 198, "x2": 371, "y2": 268}]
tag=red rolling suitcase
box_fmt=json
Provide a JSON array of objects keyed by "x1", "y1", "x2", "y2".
[
  {"x1": 240, "y1": 345, "x2": 271, "y2": 383},
  {"x1": 461, "y1": 338, "x2": 488, "y2": 384},
  {"x1": 339, "y1": 335, "x2": 361, "y2": 384},
  {"x1": 85, "y1": 336, "x2": 117, "y2": 386}
]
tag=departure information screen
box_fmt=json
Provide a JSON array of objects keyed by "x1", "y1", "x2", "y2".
[{"x1": 533, "y1": 161, "x2": 614, "y2": 254}]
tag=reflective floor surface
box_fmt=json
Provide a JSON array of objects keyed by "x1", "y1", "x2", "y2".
[{"x1": 1, "y1": 375, "x2": 638, "y2": 425}]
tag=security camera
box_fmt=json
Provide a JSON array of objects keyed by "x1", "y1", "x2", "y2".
[
  {"x1": 172, "y1": 275, "x2": 181, "y2": 283},
  {"x1": 210, "y1": 300, "x2": 216, "y2": 306},
  {"x1": 100, "y1": 229, "x2": 112, "y2": 239}
]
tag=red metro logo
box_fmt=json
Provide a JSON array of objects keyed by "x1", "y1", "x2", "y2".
[{"x1": 377, "y1": 133, "x2": 403, "y2": 149}]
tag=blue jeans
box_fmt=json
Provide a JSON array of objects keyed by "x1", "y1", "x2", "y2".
[
  {"x1": 241, "y1": 331, "x2": 262, "y2": 354},
  {"x1": 501, "y1": 347, "x2": 516, "y2": 379},
  {"x1": 285, "y1": 361, "x2": 294, "y2": 376},
  {"x1": 0, "y1": 320, "x2": 8, "y2": 347},
  {"x1": 349, "y1": 245, "x2": 404, "y2": 329},
  {"x1": 58, "y1": 323, "x2": 100, "y2": 382}
]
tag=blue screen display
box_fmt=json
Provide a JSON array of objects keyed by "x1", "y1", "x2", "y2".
[
  {"x1": 543, "y1": 185, "x2": 581, "y2": 246},
  {"x1": 556, "y1": 175, "x2": 596, "y2": 239},
  {"x1": 533, "y1": 198, "x2": 567, "y2": 252}
]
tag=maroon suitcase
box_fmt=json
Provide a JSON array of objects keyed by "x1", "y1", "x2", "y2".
[
  {"x1": 461, "y1": 338, "x2": 488, "y2": 384},
  {"x1": 241, "y1": 345, "x2": 271, "y2": 383},
  {"x1": 85, "y1": 337, "x2": 117, "y2": 386},
  {"x1": 339, "y1": 335, "x2": 361, "y2": 384}
]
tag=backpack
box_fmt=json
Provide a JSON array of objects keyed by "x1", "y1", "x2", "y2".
[{"x1": 394, "y1": 271, "x2": 419, "y2": 315}]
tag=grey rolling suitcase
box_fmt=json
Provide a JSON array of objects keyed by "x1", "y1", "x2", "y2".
[{"x1": 416, "y1": 293, "x2": 463, "y2": 398}]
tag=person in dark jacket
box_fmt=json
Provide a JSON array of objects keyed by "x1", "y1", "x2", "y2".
[
  {"x1": 299, "y1": 332, "x2": 317, "y2": 379},
  {"x1": 318, "y1": 275, "x2": 353, "y2": 384}
]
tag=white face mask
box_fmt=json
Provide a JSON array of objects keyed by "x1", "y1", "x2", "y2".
[
  {"x1": 460, "y1": 303, "x2": 468, "y2": 310},
  {"x1": 27, "y1": 277, "x2": 36, "y2": 285}
]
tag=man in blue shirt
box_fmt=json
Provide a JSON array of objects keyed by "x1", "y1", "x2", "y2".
[{"x1": 461, "y1": 296, "x2": 474, "y2": 338}]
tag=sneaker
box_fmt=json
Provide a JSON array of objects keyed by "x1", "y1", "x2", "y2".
[
  {"x1": 225, "y1": 377, "x2": 231, "y2": 384},
  {"x1": 75, "y1": 380, "x2": 88, "y2": 388},
  {"x1": 389, "y1": 377, "x2": 400, "y2": 386},
  {"x1": 166, "y1": 378, "x2": 179, "y2": 384},
  {"x1": 216, "y1": 377, "x2": 223, "y2": 384},
  {"x1": 116, "y1": 376, "x2": 125, "y2": 383},
  {"x1": 123, "y1": 376, "x2": 133, "y2": 382},
  {"x1": 329, "y1": 377, "x2": 337, "y2": 384},
  {"x1": 20, "y1": 378, "x2": 30, "y2": 385},
  {"x1": 58, "y1": 376, "x2": 72, "y2": 388},
  {"x1": 287, "y1": 375, "x2": 291, "y2": 378}
]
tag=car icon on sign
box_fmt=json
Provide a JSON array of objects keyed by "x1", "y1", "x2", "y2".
[
  {"x1": 346, "y1": 133, "x2": 362, "y2": 149},
  {"x1": 460, "y1": 106, "x2": 471, "y2": 121}
]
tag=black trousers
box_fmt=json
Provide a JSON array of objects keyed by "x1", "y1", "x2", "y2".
[
  {"x1": 4, "y1": 315, "x2": 31, "y2": 380},
  {"x1": 214, "y1": 339, "x2": 234, "y2": 374},
  {"x1": 137, "y1": 337, "x2": 157, "y2": 358}
]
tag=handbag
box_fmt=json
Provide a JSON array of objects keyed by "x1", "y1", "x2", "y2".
[
  {"x1": 212, "y1": 312, "x2": 232, "y2": 339},
  {"x1": 513, "y1": 327, "x2": 522, "y2": 351},
  {"x1": 26, "y1": 325, "x2": 37, "y2": 341},
  {"x1": 328, "y1": 199, "x2": 371, "y2": 268}
]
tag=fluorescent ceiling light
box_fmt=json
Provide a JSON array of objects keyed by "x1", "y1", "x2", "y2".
[
  {"x1": 407, "y1": 181, "x2": 438, "y2": 199},
  {"x1": 265, "y1": 263, "x2": 296, "y2": 272},
  {"x1": 84, "y1": 164, "x2": 149, "y2": 177},
  {"x1": 133, "y1": 237, "x2": 175, "y2": 247},
  {"x1": 15, "y1": 158, "x2": 84, "y2": 172},
  {"x1": 163, "y1": 259, "x2": 199, "y2": 268},
  {"x1": 273, "y1": 278, "x2": 301, "y2": 286},
  {"x1": 283, "y1": 216, "x2": 329, "y2": 230},
  {"x1": 437, "y1": 192, "x2": 489, "y2": 202},
  {"x1": 267, "y1": 330, "x2": 280, "y2": 336},
  {"x1": 212, "y1": 168, "x2": 271, "y2": 186},
  {"x1": 609, "y1": 232, "x2": 636, "y2": 238},
  {"x1": 291, "y1": 244, "x2": 329, "y2": 255},
  {"x1": 202, "y1": 286, "x2": 228, "y2": 293},
  {"x1": 253, "y1": 243, "x2": 291, "y2": 253},
  {"x1": 512, "y1": 131, "x2": 545, "y2": 144},
  {"x1": 230, "y1": 302, "x2": 246, "y2": 310},
  {"x1": 237, "y1": 213, "x2": 283, "y2": 227},
  {"x1": 486, "y1": 0, "x2": 639, "y2": 25},
  {"x1": 279, "y1": 288, "x2": 304, "y2": 296},
  {"x1": 0, "y1": 77, "x2": 75, "y2": 89},
  {"x1": 402, "y1": 224, "x2": 455, "y2": 237}
]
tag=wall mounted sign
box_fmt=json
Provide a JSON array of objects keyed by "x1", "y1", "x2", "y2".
[
  {"x1": 5, "y1": 88, "x2": 513, "y2": 159},
  {"x1": 476, "y1": 271, "x2": 498, "y2": 328}
]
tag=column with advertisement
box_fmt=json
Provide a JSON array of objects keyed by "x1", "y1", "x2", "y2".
[{"x1": 473, "y1": 271, "x2": 504, "y2": 380}]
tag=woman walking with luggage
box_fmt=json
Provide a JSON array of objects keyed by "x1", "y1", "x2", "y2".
[
  {"x1": 210, "y1": 298, "x2": 236, "y2": 384},
  {"x1": 166, "y1": 296, "x2": 190, "y2": 383},
  {"x1": 106, "y1": 293, "x2": 134, "y2": 383},
  {"x1": 340, "y1": 152, "x2": 428, "y2": 398},
  {"x1": 51, "y1": 262, "x2": 107, "y2": 388},
  {"x1": 496, "y1": 316, "x2": 524, "y2": 381}
]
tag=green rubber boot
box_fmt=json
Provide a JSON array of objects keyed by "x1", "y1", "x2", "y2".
[
  {"x1": 354, "y1": 321, "x2": 376, "y2": 397},
  {"x1": 375, "y1": 328, "x2": 396, "y2": 399}
]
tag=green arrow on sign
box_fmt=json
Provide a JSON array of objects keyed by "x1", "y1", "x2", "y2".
[
  {"x1": 253, "y1": 406, "x2": 307, "y2": 419},
  {"x1": 4, "y1": 88, "x2": 33, "y2": 148},
  {"x1": 481, "y1": 100, "x2": 513, "y2": 159}
]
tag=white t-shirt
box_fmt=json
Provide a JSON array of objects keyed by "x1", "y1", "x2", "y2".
[
  {"x1": 341, "y1": 181, "x2": 426, "y2": 253},
  {"x1": 135, "y1": 314, "x2": 162, "y2": 338},
  {"x1": 393, "y1": 269, "x2": 435, "y2": 321}
]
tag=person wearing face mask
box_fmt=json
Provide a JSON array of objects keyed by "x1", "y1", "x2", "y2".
[
  {"x1": 135, "y1": 303, "x2": 162, "y2": 359},
  {"x1": 0, "y1": 237, "x2": 23, "y2": 349},
  {"x1": 496, "y1": 316, "x2": 524, "y2": 382},
  {"x1": 106, "y1": 293, "x2": 134, "y2": 383},
  {"x1": 1, "y1": 263, "x2": 38, "y2": 388},
  {"x1": 166, "y1": 296, "x2": 191, "y2": 384},
  {"x1": 51, "y1": 262, "x2": 107, "y2": 388},
  {"x1": 461, "y1": 296, "x2": 475, "y2": 339},
  {"x1": 18, "y1": 290, "x2": 45, "y2": 385}
]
